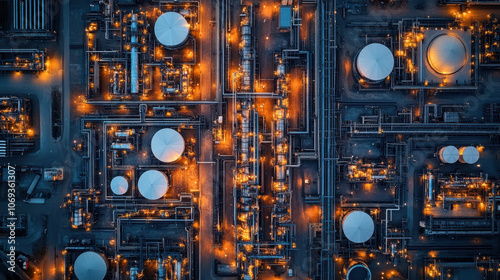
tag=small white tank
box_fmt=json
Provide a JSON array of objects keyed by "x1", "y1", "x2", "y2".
[
  {"x1": 458, "y1": 146, "x2": 480, "y2": 164},
  {"x1": 438, "y1": 146, "x2": 459, "y2": 164},
  {"x1": 110, "y1": 176, "x2": 128, "y2": 195}
]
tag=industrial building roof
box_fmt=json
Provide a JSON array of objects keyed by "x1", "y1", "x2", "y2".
[
  {"x1": 154, "y1": 12, "x2": 189, "y2": 47},
  {"x1": 356, "y1": 43, "x2": 394, "y2": 81}
]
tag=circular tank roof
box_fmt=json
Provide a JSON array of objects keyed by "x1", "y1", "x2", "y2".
[
  {"x1": 154, "y1": 12, "x2": 189, "y2": 47},
  {"x1": 74, "y1": 251, "x2": 107, "y2": 280},
  {"x1": 356, "y1": 43, "x2": 394, "y2": 81},
  {"x1": 459, "y1": 146, "x2": 480, "y2": 164},
  {"x1": 439, "y1": 146, "x2": 459, "y2": 164},
  {"x1": 138, "y1": 170, "x2": 169, "y2": 200},
  {"x1": 151, "y1": 128, "x2": 185, "y2": 163},
  {"x1": 427, "y1": 34, "x2": 466, "y2": 75},
  {"x1": 342, "y1": 211, "x2": 374, "y2": 243},
  {"x1": 347, "y1": 264, "x2": 372, "y2": 280},
  {"x1": 110, "y1": 176, "x2": 128, "y2": 195}
]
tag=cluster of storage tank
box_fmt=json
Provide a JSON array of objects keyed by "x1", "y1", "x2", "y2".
[
  {"x1": 109, "y1": 128, "x2": 185, "y2": 200},
  {"x1": 438, "y1": 145, "x2": 480, "y2": 164}
]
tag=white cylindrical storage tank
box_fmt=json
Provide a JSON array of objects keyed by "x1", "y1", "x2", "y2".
[
  {"x1": 356, "y1": 43, "x2": 394, "y2": 82},
  {"x1": 154, "y1": 12, "x2": 189, "y2": 48},
  {"x1": 458, "y1": 146, "x2": 480, "y2": 164},
  {"x1": 151, "y1": 128, "x2": 185, "y2": 163},
  {"x1": 138, "y1": 170, "x2": 169, "y2": 200},
  {"x1": 346, "y1": 262, "x2": 372, "y2": 280},
  {"x1": 427, "y1": 34, "x2": 466, "y2": 75},
  {"x1": 110, "y1": 176, "x2": 128, "y2": 195},
  {"x1": 74, "y1": 251, "x2": 107, "y2": 280},
  {"x1": 438, "y1": 146, "x2": 459, "y2": 164},
  {"x1": 342, "y1": 211, "x2": 374, "y2": 243}
]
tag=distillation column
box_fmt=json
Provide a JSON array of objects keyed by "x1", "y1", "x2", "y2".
[{"x1": 130, "y1": 13, "x2": 139, "y2": 94}]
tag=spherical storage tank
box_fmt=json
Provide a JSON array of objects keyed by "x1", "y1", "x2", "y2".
[
  {"x1": 151, "y1": 128, "x2": 185, "y2": 163},
  {"x1": 74, "y1": 251, "x2": 107, "y2": 280},
  {"x1": 438, "y1": 146, "x2": 459, "y2": 164},
  {"x1": 427, "y1": 34, "x2": 467, "y2": 75},
  {"x1": 342, "y1": 211, "x2": 374, "y2": 243},
  {"x1": 458, "y1": 146, "x2": 480, "y2": 164},
  {"x1": 154, "y1": 12, "x2": 189, "y2": 48},
  {"x1": 138, "y1": 170, "x2": 169, "y2": 200},
  {"x1": 356, "y1": 43, "x2": 394, "y2": 82},
  {"x1": 110, "y1": 176, "x2": 128, "y2": 195}
]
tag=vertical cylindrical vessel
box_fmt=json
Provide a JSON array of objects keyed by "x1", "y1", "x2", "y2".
[{"x1": 130, "y1": 13, "x2": 139, "y2": 94}]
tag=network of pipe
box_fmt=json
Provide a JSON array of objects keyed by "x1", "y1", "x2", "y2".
[
  {"x1": 85, "y1": 1, "x2": 198, "y2": 100},
  {"x1": 233, "y1": 5, "x2": 294, "y2": 279}
]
